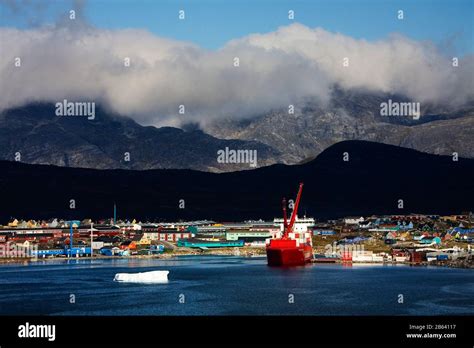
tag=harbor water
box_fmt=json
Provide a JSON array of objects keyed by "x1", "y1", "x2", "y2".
[{"x1": 0, "y1": 256, "x2": 473, "y2": 315}]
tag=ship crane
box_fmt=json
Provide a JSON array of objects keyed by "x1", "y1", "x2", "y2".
[
  {"x1": 266, "y1": 182, "x2": 312, "y2": 266},
  {"x1": 282, "y1": 182, "x2": 304, "y2": 238}
]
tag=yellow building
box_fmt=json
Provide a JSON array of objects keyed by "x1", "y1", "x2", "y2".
[{"x1": 8, "y1": 219, "x2": 18, "y2": 227}]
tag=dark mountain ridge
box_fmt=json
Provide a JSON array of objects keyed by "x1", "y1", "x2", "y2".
[{"x1": 0, "y1": 140, "x2": 472, "y2": 223}]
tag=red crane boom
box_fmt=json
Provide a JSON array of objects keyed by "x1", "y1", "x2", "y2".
[{"x1": 283, "y1": 182, "x2": 304, "y2": 238}]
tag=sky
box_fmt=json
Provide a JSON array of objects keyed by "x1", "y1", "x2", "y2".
[
  {"x1": 0, "y1": 0, "x2": 473, "y2": 127},
  {"x1": 1, "y1": 0, "x2": 472, "y2": 54}
]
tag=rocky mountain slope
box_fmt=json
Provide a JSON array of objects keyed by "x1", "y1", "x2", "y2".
[
  {"x1": 0, "y1": 103, "x2": 281, "y2": 172},
  {"x1": 204, "y1": 89, "x2": 474, "y2": 163},
  {"x1": 1, "y1": 89, "x2": 472, "y2": 172}
]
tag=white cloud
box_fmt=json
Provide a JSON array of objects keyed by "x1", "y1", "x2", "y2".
[{"x1": 0, "y1": 22, "x2": 472, "y2": 127}]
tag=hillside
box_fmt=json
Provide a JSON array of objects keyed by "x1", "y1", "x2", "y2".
[{"x1": 0, "y1": 140, "x2": 472, "y2": 222}]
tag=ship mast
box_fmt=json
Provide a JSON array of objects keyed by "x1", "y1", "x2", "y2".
[{"x1": 282, "y1": 198, "x2": 288, "y2": 233}]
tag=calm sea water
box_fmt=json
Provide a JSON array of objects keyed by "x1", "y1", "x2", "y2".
[{"x1": 0, "y1": 256, "x2": 473, "y2": 315}]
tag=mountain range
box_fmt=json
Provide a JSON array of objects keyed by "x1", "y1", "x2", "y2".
[
  {"x1": 0, "y1": 103, "x2": 279, "y2": 172},
  {"x1": 1, "y1": 88, "x2": 472, "y2": 172},
  {"x1": 0, "y1": 140, "x2": 472, "y2": 223},
  {"x1": 205, "y1": 89, "x2": 474, "y2": 164}
]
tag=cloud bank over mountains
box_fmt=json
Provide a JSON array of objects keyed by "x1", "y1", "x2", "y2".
[{"x1": 1, "y1": 22, "x2": 473, "y2": 127}]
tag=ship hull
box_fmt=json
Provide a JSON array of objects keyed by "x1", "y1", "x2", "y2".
[{"x1": 266, "y1": 245, "x2": 313, "y2": 266}]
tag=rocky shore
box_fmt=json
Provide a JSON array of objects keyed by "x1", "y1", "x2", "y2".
[{"x1": 428, "y1": 255, "x2": 474, "y2": 269}]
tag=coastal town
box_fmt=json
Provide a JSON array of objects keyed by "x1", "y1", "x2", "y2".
[{"x1": 1, "y1": 212, "x2": 473, "y2": 268}]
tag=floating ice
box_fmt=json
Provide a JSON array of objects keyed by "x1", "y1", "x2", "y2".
[{"x1": 113, "y1": 270, "x2": 169, "y2": 283}]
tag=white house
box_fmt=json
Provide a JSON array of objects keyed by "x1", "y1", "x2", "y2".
[
  {"x1": 274, "y1": 215, "x2": 315, "y2": 233},
  {"x1": 344, "y1": 217, "x2": 364, "y2": 225}
]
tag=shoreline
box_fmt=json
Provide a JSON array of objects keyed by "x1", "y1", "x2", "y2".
[
  {"x1": 0, "y1": 247, "x2": 267, "y2": 264},
  {"x1": 1, "y1": 251, "x2": 472, "y2": 269}
]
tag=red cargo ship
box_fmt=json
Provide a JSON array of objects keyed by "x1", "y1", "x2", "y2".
[{"x1": 266, "y1": 183, "x2": 313, "y2": 266}]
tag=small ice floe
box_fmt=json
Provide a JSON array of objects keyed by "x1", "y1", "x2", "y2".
[{"x1": 113, "y1": 270, "x2": 169, "y2": 283}]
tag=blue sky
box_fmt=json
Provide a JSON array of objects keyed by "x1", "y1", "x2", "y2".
[{"x1": 1, "y1": 0, "x2": 473, "y2": 54}]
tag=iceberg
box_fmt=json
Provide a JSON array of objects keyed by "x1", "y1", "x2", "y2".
[{"x1": 113, "y1": 270, "x2": 169, "y2": 283}]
